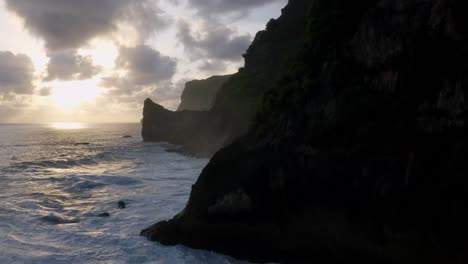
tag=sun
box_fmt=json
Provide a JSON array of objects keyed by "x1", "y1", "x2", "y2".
[{"x1": 50, "y1": 79, "x2": 103, "y2": 110}]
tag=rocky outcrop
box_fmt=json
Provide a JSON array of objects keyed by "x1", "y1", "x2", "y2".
[
  {"x1": 142, "y1": 98, "x2": 226, "y2": 155},
  {"x1": 142, "y1": 0, "x2": 312, "y2": 156},
  {"x1": 177, "y1": 75, "x2": 231, "y2": 111},
  {"x1": 142, "y1": 0, "x2": 468, "y2": 263}
]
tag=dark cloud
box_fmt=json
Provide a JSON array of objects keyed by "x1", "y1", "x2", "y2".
[
  {"x1": 122, "y1": 1, "x2": 170, "y2": 43},
  {"x1": 0, "y1": 51, "x2": 35, "y2": 97},
  {"x1": 5, "y1": 0, "x2": 169, "y2": 51},
  {"x1": 102, "y1": 45, "x2": 177, "y2": 94},
  {"x1": 44, "y1": 51, "x2": 100, "y2": 81},
  {"x1": 177, "y1": 20, "x2": 251, "y2": 61},
  {"x1": 38, "y1": 87, "x2": 52, "y2": 96},
  {"x1": 188, "y1": 0, "x2": 281, "y2": 15},
  {"x1": 116, "y1": 45, "x2": 177, "y2": 85}
]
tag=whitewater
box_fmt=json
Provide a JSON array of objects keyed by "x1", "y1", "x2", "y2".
[{"x1": 0, "y1": 123, "x2": 249, "y2": 264}]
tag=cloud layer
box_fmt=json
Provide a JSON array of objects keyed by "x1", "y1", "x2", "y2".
[
  {"x1": 0, "y1": 51, "x2": 35, "y2": 97},
  {"x1": 5, "y1": 0, "x2": 168, "y2": 51},
  {"x1": 45, "y1": 51, "x2": 101, "y2": 81},
  {"x1": 188, "y1": 0, "x2": 281, "y2": 15},
  {"x1": 117, "y1": 45, "x2": 177, "y2": 85},
  {"x1": 102, "y1": 45, "x2": 177, "y2": 95},
  {"x1": 177, "y1": 20, "x2": 251, "y2": 61},
  {"x1": 0, "y1": 0, "x2": 286, "y2": 121}
]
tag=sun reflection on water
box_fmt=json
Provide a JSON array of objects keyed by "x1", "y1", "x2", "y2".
[{"x1": 51, "y1": 123, "x2": 85, "y2": 130}]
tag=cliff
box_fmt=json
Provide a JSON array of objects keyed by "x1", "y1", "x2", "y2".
[
  {"x1": 142, "y1": 0, "x2": 312, "y2": 156},
  {"x1": 177, "y1": 75, "x2": 231, "y2": 111},
  {"x1": 142, "y1": 99, "x2": 225, "y2": 155},
  {"x1": 142, "y1": 0, "x2": 468, "y2": 263}
]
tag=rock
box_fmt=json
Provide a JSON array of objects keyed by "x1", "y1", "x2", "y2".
[
  {"x1": 177, "y1": 75, "x2": 232, "y2": 111},
  {"x1": 141, "y1": 0, "x2": 311, "y2": 156},
  {"x1": 98, "y1": 213, "x2": 110, "y2": 217},
  {"x1": 118, "y1": 201, "x2": 126, "y2": 209},
  {"x1": 141, "y1": 99, "x2": 219, "y2": 156},
  {"x1": 142, "y1": 0, "x2": 468, "y2": 263}
]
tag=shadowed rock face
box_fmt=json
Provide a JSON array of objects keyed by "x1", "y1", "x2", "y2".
[
  {"x1": 177, "y1": 75, "x2": 232, "y2": 111},
  {"x1": 141, "y1": 0, "x2": 312, "y2": 156},
  {"x1": 142, "y1": 98, "x2": 225, "y2": 156},
  {"x1": 142, "y1": 0, "x2": 468, "y2": 263}
]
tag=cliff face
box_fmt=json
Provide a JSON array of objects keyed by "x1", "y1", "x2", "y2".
[
  {"x1": 177, "y1": 75, "x2": 231, "y2": 111},
  {"x1": 142, "y1": 0, "x2": 468, "y2": 263},
  {"x1": 142, "y1": 0, "x2": 312, "y2": 156},
  {"x1": 142, "y1": 99, "x2": 224, "y2": 155}
]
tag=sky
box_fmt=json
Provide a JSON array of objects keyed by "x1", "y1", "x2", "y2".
[{"x1": 0, "y1": 0, "x2": 287, "y2": 123}]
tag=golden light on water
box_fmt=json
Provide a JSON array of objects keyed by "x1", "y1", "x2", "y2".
[{"x1": 51, "y1": 123, "x2": 84, "y2": 130}]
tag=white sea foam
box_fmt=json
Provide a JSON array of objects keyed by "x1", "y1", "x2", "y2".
[{"x1": 0, "y1": 124, "x2": 250, "y2": 264}]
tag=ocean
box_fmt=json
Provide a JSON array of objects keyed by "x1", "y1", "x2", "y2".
[{"x1": 0, "y1": 123, "x2": 248, "y2": 264}]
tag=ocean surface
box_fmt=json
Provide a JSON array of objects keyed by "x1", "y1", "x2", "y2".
[{"x1": 0, "y1": 123, "x2": 248, "y2": 264}]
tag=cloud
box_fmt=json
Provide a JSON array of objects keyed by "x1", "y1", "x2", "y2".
[
  {"x1": 188, "y1": 0, "x2": 281, "y2": 15},
  {"x1": 38, "y1": 87, "x2": 52, "y2": 96},
  {"x1": 5, "y1": 0, "x2": 169, "y2": 51},
  {"x1": 116, "y1": 45, "x2": 177, "y2": 85},
  {"x1": 44, "y1": 50, "x2": 101, "y2": 81},
  {"x1": 102, "y1": 45, "x2": 177, "y2": 95},
  {"x1": 145, "y1": 78, "x2": 189, "y2": 110},
  {"x1": 199, "y1": 60, "x2": 228, "y2": 72},
  {"x1": 96, "y1": 78, "x2": 186, "y2": 112},
  {"x1": 0, "y1": 105, "x2": 17, "y2": 122},
  {"x1": 0, "y1": 51, "x2": 35, "y2": 97},
  {"x1": 100, "y1": 45, "x2": 184, "y2": 110},
  {"x1": 177, "y1": 20, "x2": 251, "y2": 61}
]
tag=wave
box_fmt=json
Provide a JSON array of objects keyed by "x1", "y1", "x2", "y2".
[
  {"x1": 40, "y1": 213, "x2": 79, "y2": 225},
  {"x1": 4, "y1": 151, "x2": 116, "y2": 171},
  {"x1": 64, "y1": 180, "x2": 107, "y2": 193}
]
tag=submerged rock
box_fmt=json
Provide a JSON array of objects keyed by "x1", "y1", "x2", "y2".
[
  {"x1": 122, "y1": 135, "x2": 132, "y2": 138},
  {"x1": 117, "y1": 201, "x2": 126, "y2": 209},
  {"x1": 98, "y1": 213, "x2": 110, "y2": 217}
]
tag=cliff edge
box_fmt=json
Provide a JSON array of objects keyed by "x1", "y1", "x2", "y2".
[
  {"x1": 177, "y1": 75, "x2": 232, "y2": 111},
  {"x1": 142, "y1": 0, "x2": 312, "y2": 156},
  {"x1": 142, "y1": 0, "x2": 468, "y2": 263}
]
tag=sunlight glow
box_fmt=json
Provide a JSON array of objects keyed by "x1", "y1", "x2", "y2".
[
  {"x1": 78, "y1": 40, "x2": 118, "y2": 69},
  {"x1": 51, "y1": 122, "x2": 84, "y2": 130},
  {"x1": 50, "y1": 80, "x2": 103, "y2": 110}
]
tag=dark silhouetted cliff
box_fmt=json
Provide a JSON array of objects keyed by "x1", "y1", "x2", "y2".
[
  {"x1": 177, "y1": 75, "x2": 231, "y2": 111},
  {"x1": 142, "y1": 0, "x2": 312, "y2": 156},
  {"x1": 142, "y1": 0, "x2": 468, "y2": 263}
]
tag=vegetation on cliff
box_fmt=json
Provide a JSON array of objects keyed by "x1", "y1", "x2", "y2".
[{"x1": 143, "y1": 0, "x2": 468, "y2": 263}]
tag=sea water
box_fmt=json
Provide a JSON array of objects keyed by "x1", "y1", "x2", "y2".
[{"x1": 0, "y1": 123, "x2": 248, "y2": 264}]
